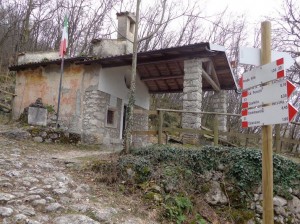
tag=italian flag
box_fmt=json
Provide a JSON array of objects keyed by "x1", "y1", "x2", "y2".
[{"x1": 59, "y1": 16, "x2": 68, "y2": 58}]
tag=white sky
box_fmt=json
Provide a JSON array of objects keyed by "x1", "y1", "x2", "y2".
[{"x1": 204, "y1": 0, "x2": 283, "y2": 23}]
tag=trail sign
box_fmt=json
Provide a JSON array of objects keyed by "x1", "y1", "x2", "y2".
[
  {"x1": 241, "y1": 57, "x2": 298, "y2": 128},
  {"x1": 239, "y1": 46, "x2": 294, "y2": 68},
  {"x1": 239, "y1": 58, "x2": 285, "y2": 90},
  {"x1": 242, "y1": 79, "x2": 296, "y2": 109},
  {"x1": 242, "y1": 102, "x2": 298, "y2": 127}
]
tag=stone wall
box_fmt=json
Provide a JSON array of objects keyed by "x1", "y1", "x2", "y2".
[
  {"x1": 82, "y1": 90, "x2": 122, "y2": 145},
  {"x1": 182, "y1": 59, "x2": 202, "y2": 144},
  {"x1": 211, "y1": 90, "x2": 227, "y2": 132}
]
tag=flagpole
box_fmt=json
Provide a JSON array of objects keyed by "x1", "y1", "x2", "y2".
[
  {"x1": 56, "y1": 55, "x2": 65, "y2": 128},
  {"x1": 56, "y1": 16, "x2": 68, "y2": 129}
]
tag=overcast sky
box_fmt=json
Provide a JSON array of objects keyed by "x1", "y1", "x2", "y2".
[{"x1": 204, "y1": 0, "x2": 283, "y2": 23}]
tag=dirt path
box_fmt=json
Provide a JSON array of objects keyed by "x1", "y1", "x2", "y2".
[{"x1": 0, "y1": 132, "x2": 157, "y2": 224}]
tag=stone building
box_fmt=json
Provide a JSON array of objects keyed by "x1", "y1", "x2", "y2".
[{"x1": 9, "y1": 12, "x2": 237, "y2": 146}]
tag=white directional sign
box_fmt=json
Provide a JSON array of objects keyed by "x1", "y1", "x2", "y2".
[
  {"x1": 240, "y1": 58, "x2": 285, "y2": 90},
  {"x1": 242, "y1": 102, "x2": 298, "y2": 128},
  {"x1": 241, "y1": 58, "x2": 298, "y2": 128},
  {"x1": 239, "y1": 47, "x2": 294, "y2": 68},
  {"x1": 242, "y1": 79, "x2": 296, "y2": 109}
]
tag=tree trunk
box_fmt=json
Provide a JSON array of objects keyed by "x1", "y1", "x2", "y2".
[{"x1": 123, "y1": 0, "x2": 140, "y2": 154}]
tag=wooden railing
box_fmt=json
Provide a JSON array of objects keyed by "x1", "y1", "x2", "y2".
[{"x1": 133, "y1": 108, "x2": 300, "y2": 152}]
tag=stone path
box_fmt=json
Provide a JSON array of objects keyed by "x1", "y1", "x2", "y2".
[{"x1": 0, "y1": 134, "x2": 157, "y2": 224}]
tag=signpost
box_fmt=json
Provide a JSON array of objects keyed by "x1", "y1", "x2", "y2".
[
  {"x1": 239, "y1": 46, "x2": 294, "y2": 68},
  {"x1": 242, "y1": 102, "x2": 298, "y2": 127},
  {"x1": 240, "y1": 21, "x2": 298, "y2": 224},
  {"x1": 242, "y1": 79, "x2": 296, "y2": 109},
  {"x1": 239, "y1": 58, "x2": 284, "y2": 90}
]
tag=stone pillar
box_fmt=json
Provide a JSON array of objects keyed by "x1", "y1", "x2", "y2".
[
  {"x1": 132, "y1": 106, "x2": 149, "y2": 147},
  {"x1": 182, "y1": 59, "x2": 202, "y2": 144},
  {"x1": 211, "y1": 90, "x2": 227, "y2": 132}
]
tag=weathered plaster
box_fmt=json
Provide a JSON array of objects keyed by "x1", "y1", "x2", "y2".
[{"x1": 13, "y1": 64, "x2": 99, "y2": 131}]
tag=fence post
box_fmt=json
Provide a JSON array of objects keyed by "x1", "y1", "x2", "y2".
[
  {"x1": 213, "y1": 114, "x2": 219, "y2": 146},
  {"x1": 275, "y1": 124, "x2": 281, "y2": 152},
  {"x1": 158, "y1": 110, "x2": 164, "y2": 144}
]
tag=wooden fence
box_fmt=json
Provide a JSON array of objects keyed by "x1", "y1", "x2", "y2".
[{"x1": 133, "y1": 108, "x2": 300, "y2": 152}]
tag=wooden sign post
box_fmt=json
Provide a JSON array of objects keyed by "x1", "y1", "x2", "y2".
[{"x1": 261, "y1": 21, "x2": 274, "y2": 224}]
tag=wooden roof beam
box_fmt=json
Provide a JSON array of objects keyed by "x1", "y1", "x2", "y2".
[
  {"x1": 141, "y1": 74, "x2": 183, "y2": 81},
  {"x1": 206, "y1": 59, "x2": 221, "y2": 88},
  {"x1": 202, "y1": 69, "x2": 220, "y2": 92}
]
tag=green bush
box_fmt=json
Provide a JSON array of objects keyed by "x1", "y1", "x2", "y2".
[{"x1": 95, "y1": 144, "x2": 300, "y2": 223}]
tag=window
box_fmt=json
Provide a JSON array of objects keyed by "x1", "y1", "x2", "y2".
[{"x1": 107, "y1": 109, "x2": 115, "y2": 126}]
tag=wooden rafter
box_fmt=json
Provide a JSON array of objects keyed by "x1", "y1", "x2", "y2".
[
  {"x1": 202, "y1": 69, "x2": 220, "y2": 92},
  {"x1": 204, "y1": 59, "x2": 221, "y2": 90},
  {"x1": 141, "y1": 74, "x2": 183, "y2": 81}
]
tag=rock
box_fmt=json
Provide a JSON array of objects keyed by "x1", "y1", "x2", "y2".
[
  {"x1": 217, "y1": 163, "x2": 225, "y2": 171},
  {"x1": 45, "y1": 196, "x2": 55, "y2": 203},
  {"x1": 0, "y1": 193, "x2": 16, "y2": 203},
  {"x1": 26, "y1": 220, "x2": 42, "y2": 224},
  {"x1": 273, "y1": 196, "x2": 287, "y2": 207},
  {"x1": 274, "y1": 216, "x2": 284, "y2": 224},
  {"x1": 246, "y1": 219, "x2": 255, "y2": 224},
  {"x1": 45, "y1": 202, "x2": 63, "y2": 212},
  {"x1": 287, "y1": 196, "x2": 300, "y2": 215},
  {"x1": 91, "y1": 207, "x2": 118, "y2": 222},
  {"x1": 254, "y1": 194, "x2": 260, "y2": 202},
  {"x1": 0, "y1": 129, "x2": 31, "y2": 140},
  {"x1": 121, "y1": 217, "x2": 146, "y2": 224},
  {"x1": 32, "y1": 199, "x2": 47, "y2": 207},
  {"x1": 0, "y1": 182, "x2": 13, "y2": 188},
  {"x1": 29, "y1": 188, "x2": 45, "y2": 195},
  {"x1": 274, "y1": 206, "x2": 287, "y2": 216},
  {"x1": 18, "y1": 205, "x2": 36, "y2": 216},
  {"x1": 76, "y1": 184, "x2": 91, "y2": 193},
  {"x1": 24, "y1": 195, "x2": 41, "y2": 202},
  {"x1": 203, "y1": 171, "x2": 212, "y2": 181},
  {"x1": 33, "y1": 136, "x2": 43, "y2": 143},
  {"x1": 53, "y1": 214, "x2": 100, "y2": 224},
  {"x1": 5, "y1": 170, "x2": 21, "y2": 177},
  {"x1": 0, "y1": 206, "x2": 13, "y2": 217},
  {"x1": 256, "y1": 204, "x2": 263, "y2": 214},
  {"x1": 22, "y1": 176, "x2": 39, "y2": 183},
  {"x1": 53, "y1": 188, "x2": 68, "y2": 195},
  {"x1": 54, "y1": 173, "x2": 70, "y2": 183},
  {"x1": 204, "y1": 181, "x2": 228, "y2": 205},
  {"x1": 14, "y1": 213, "x2": 27, "y2": 222},
  {"x1": 70, "y1": 204, "x2": 91, "y2": 213}
]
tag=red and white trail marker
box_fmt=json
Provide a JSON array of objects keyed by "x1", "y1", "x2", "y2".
[
  {"x1": 239, "y1": 58, "x2": 285, "y2": 90},
  {"x1": 242, "y1": 79, "x2": 296, "y2": 109},
  {"x1": 241, "y1": 58, "x2": 298, "y2": 128},
  {"x1": 242, "y1": 102, "x2": 298, "y2": 128}
]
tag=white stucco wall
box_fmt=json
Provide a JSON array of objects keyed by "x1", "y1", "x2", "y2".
[{"x1": 98, "y1": 66, "x2": 150, "y2": 110}]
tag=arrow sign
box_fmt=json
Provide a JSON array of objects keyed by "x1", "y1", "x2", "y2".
[
  {"x1": 240, "y1": 58, "x2": 285, "y2": 90},
  {"x1": 242, "y1": 79, "x2": 296, "y2": 109},
  {"x1": 287, "y1": 80, "x2": 296, "y2": 98},
  {"x1": 242, "y1": 102, "x2": 298, "y2": 127}
]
